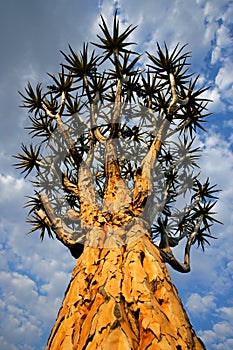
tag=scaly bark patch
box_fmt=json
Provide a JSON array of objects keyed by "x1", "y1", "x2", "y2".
[{"x1": 47, "y1": 232, "x2": 205, "y2": 350}]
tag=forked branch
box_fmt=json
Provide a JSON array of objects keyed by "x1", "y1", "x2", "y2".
[{"x1": 160, "y1": 216, "x2": 203, "y2": 273}]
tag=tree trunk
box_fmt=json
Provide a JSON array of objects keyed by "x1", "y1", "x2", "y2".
[{"x1": 46, "y1": 231, "x2": 205, "y2": 350}]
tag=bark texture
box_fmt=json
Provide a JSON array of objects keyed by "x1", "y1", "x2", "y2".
[{"x1": 46, "y1": 230, "x2": 205, "y2": 350}]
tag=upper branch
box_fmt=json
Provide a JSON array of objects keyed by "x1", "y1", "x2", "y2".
[
  {"x1": 41, "y1": 92, "x2": 83, "y2": 169},
  {"x1": 168, "y1": 73, "x2": 189, "y2": 115},
  {"x1": 109, "y1": 78, "x2": 123, "y2": 138},
  {"x1": 102, "y1": 139, "x2": 131, "y2": 216},
  {"x1": 83, "y1": 75, "x2": 107, "y2": 144},
  {"x1": 131, "y1": 117, "x2": 170, "y2": 214}
]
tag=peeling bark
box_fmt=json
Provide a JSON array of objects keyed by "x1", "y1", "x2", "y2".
[{"x1": 47, "y1": 229, "x2": 205, "y2": 350}]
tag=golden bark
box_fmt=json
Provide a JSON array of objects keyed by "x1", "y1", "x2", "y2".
[{"x1": 46, "y1": 228, "x2": 205, "y2": 350}]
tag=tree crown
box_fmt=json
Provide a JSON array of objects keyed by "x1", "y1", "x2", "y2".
[{"x1": 14, "y1": 12, "x2": 221, "y2": 272}]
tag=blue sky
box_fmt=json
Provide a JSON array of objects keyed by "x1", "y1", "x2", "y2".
[{"x1": 0, "y1": 0, "x2": 233, "y2": 349}]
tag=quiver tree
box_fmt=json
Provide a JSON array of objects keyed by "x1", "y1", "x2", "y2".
[{"x1": 14, "y1": 13, "x2": 221, "y2": 350}]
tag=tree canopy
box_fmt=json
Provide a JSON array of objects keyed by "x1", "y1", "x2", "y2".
[{"x1": 14, "y1": 12, "x2": 221, "y2": 273}]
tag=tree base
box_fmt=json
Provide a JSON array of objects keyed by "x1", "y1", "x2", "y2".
[{"x1": 46, "y1": 234, "x2": 205, "y2": 349}]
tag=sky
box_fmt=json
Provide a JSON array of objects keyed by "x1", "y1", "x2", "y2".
[{"x1": 0, "y1": 0, "x2": 232, "y2": 349}]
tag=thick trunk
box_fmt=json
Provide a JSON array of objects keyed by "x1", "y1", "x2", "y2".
[{"x1": 46, "y1": 232, "x2": 205, "y2": 350}]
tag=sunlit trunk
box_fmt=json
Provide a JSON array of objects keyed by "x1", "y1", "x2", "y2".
[{"x1": 46, "y1": 229, "x2": 205, "y2": 350}]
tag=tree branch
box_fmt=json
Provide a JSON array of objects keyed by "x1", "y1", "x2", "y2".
[
  {"x1": 77, "y1": 162, "x2": 107, "y2": 228},
  {"x1": 160, "y1": 215, "x2": 203, "y2": 273},
  {"x1": 63, "y1": 175, "x2": 79, "y2": 197},
  {"x1": 39, "y1": 194, "x2": 84, "y2": 247},
  {"x1": 83, "y1": 75, "x2": 107, "y2": 144},
  {"x1": 110, "y1": 78, "x2": 123, "y2": 138},
  {"x1": 41, "y1": 92, "x2": 83, "y2": 169},
  {"x1": 102, "y1": 139, "x2": 131, "y2": 214},
  {"x1": 90, "y1": 103, "x2": 107, "y2": 143},
  {"x1": 168, "y1": 73, "x2": 189, "y2": 115},
  {"x1": 131, "y1": 118, "x2": 170, "y2": 214}
]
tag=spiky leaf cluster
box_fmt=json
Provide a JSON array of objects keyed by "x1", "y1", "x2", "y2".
[{"x1": 14, "y1": 12, "x2": 221, "y2": 267}]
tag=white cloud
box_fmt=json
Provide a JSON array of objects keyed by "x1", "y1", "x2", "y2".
[
  {"x1": 222, "y1": 1, "x2": 233, "y2": 23},
  {"x1": 211, "y1": 46, "x2": 221, "y2": 65},
  {"x1": 213, "y1": 322, "x2": 233, "y2": 339},
  {"x1": 192, "y1": 1, "x2": 233, "y2": 112},
  {"x1": 203, "y1": 0, "x2": 225, "y2": 23},
  {"x1": 0, "y1": 192, "x2": 74, "y2": 349},
  {"x1": 202, "y1": 86, "x2": 226, "y2": 113},
  {"x1": 215, "y1": 339, "x2": 233, "y2": 350},
  {"x1": 0, "y1": 239, "x2": 74, "y2": 348},
  {"x1": 211, "y1": 23, "x2": 232, "y2": 65},
  {"x1": 218, "y1": 307, "x2": 233, "y2": 324},
  {"x1": 199, "y1": 129, "x2": 233, "y2": 183},
  {"x1": 214, "y1": 57, "x2": 233, "y2": 110},
  {"x1": 198, "y1": 329, "x2": 217, "y2": 345},
  {"x1": 200, "y1": 0, "x2": 227, "y2": 47},
  {"x1": 186, "y1": 292, "x2": 216, "y2": 315},
  {"x1": 198, "y1": 307, "x2": 233, "y2": 350},
  {"x1": 0, "y1": 174, "x2": 30, "y2": 204},
  {"x1": 0, "y1": 271, "x2": 43, "y2": 348},
  {"x1": 215, "y1": 59, "x2": 233, "y2": 92}
]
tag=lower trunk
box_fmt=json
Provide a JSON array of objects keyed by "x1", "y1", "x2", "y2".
[{"x1": 46, "y1": 234, "x2": 205, "y2": 349}]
